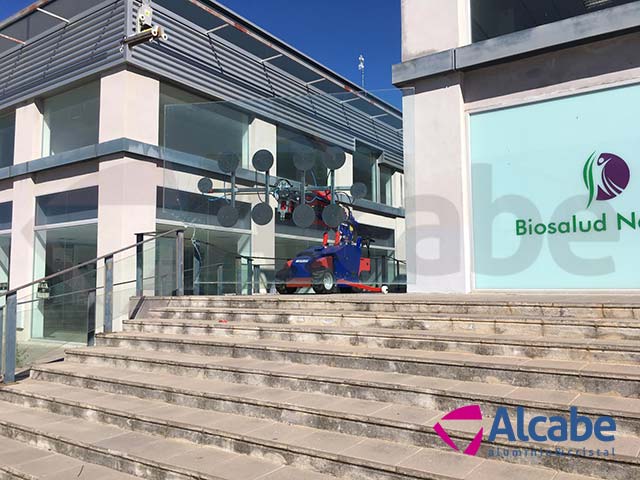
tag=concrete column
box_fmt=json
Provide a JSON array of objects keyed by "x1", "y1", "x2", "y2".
[
  {"x1": 404, "y1": 74, "x2": 471, "y2": 293},
  {"x1": 248, "y1": 117, "x2": 276, "y2": 293},
  {"x1": 97, "y1": 70, "x2": 160, "y2": 331},
  {"x1": 392, "y1": 172, "x2": 404, "y2": 209},
  {"x1": 10, "y1": 103, "x2": 43, "y2": 338},
  {"x1": 401, "y1": 0, "x2": 470, "y2": 61},
  {"x1": 334, "y1": 152, "x2": 353, "y2": 188},
  {"x1": 99, "y1": 70, "x2": 160, "y2": 145}
]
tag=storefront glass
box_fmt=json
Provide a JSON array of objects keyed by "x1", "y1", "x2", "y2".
[{"x1": 471, "y1": 83, "x2": 640, "y2": 288}]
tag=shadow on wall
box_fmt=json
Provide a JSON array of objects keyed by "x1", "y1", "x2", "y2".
[{"x1": 463, "y1": 31, "x2": 640, "y2": 103}]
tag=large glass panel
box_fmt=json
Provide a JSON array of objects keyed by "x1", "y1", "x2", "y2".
[
  {"x1": 32, "y1": 223, "x2": 98, "y2": 342},
  {"x1": 155, "y1": 225, "x2": 250, "y2": 296},
  {"x1": 471, "y1": 0, "x2": 637, "y2": 42},
  {"x1": 161, "y1": 83, "x2": 249, "y2": 167},
  {"x1": 35, "y1": 187, "x2": 99, "y2": 226},
  {"x1": 0, "y1": 234, "x2": 10, "y2": 294},
  {"x1": 277, "y1": 127, "x2": 329, "y2": 187},
  {"x1": 159, "y1": 88, "x2": 411, "y2": 294},
  {"x1": 0, "y1": 111, "x2": 15, "y2": 168},
  {"x1": 42, "y1": 82, "x2": 100, "y2": 156},
  {"x1": 379, "y1": 166, "x2": 393, "y2": 206},
  {"x1": 353, "y1": 143, "x2": 381, "y2": 202}
]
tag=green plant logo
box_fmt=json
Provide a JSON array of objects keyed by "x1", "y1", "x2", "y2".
[{"x1": 583, "y1": 152, "x2": 630, "y2": 208}]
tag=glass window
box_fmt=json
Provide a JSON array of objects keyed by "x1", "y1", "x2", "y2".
[
  {"x1": 353, "y1": 143, "x2": 381, "y2": 202},
  {"x1": 277, "y1": 127, "x2": 329, "y2": 187},
  {"x1": 36, "y1": 187, "x2": 99, "y2": 226},
  {"x1": 0, "y1": 111, "x2": 15, "y2": 168},
  {"x1": 42, "y1": 82, "x2": 100, "y2": 156},
  {"x1": 160, "y1": 83, "x2": 249, "y2": 167},
  {"x1": 157, "y1": 187, "x2": 251, "y2": 231},
  {"x1": 0, "y1": 201, "x2": 12, "y2": 231},
  {"x1": 379, "y1": 166, "x2": 393, "y2": 206},
  {"x1": 32, "y1": 223, "x2": 97, "y2": 343},
  {"x1": 471, "y1": 0, "x2": 637, "y2": 42}
]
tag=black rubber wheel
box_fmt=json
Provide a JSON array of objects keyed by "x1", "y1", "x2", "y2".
[
  {"x1": 276, "y1": 283, "x2": 297, "y2": 295},
  {"x1": 312, "y1": 269, "x2": 336, "y2": 294}
]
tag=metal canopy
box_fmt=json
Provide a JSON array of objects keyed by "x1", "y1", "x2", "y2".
[
  {"x1": 155, "y1": 0, "x2": 225, "y2": 30},
  {"x1": 0, "y1": 0, "x2": 105, "y2": 54},
  {"x1": 267, "y1": 55, "x2": 322, "y2": 83},
  {"x1": 213, "y1": 25, "x2": 279, "y2": 60}
]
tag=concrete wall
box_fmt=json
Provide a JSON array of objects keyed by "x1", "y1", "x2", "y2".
[
  {"x1": 400, "y1": 5, "x2": 640, "y2": 292},
  {"x1": 401, "y1": 0, "x2": 469, "y2": 61}
]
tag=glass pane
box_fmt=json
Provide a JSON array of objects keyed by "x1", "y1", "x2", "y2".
[
  {"x1": 471, "y1": 0, "x2": 637, "y2": 42},
  {"x1": 159, "y1": 88, "x2": 411, "y2": 294},
  {"x1": 161, "y1": 83, "x2": 249, "y2": 166},
  {"x1": 32, "y1": 224, "x2": 97, "y2": 342},
  {"x1": 277, "y1": 127, "x2": 330, "y2": 187},
  {"x1": 42, "y1": 82, "x2": 100, "y2": 156},
  {"x1": 0, "y1": 111, "x2": 14, "y2": 168},
  {"x1": 379, "y1": 166, "x2": 393, "y2": 206},
  {"x1": 0, "y1": 202, "x2": 12, "y2": 231},
  {"x1": 0, "y1": 234, "x2": 10, "y2": 293},
  {"x1": 353, "y1": 143, "x2": 381, "y2": 202},
  {"x1": 35, "y1": 186, "x2": 98, "y2": 226}
]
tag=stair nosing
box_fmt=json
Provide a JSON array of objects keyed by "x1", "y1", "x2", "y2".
[
  {"x1": 4, "y1": 381, "x2": 639, "y2": 469},
  {"x1": 91, "y1": 333, "x2": 640, "y2": 381},
  {"x1": 37, "y1": 354, "x2": 640, "y2": 421},
  {"x1": 122, "y1": 320, "x2": 640, "y2": 352}
]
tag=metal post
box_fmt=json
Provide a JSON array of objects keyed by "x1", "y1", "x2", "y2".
[
  {"x1": 193, "y1": 246, "x2": 201, "y2": 296},
  {"x1": 86, "y1": 290, "x2": 96, "y2": 346},
  {"x1": 175, "y1": 230, "x2": 184, "y2": 296},
  {"x1": 104, "y1": 255, "x2": 114, "y2": 334},
  {"x1": 253, "y1": 265, "x2": 261, "y2": 294},
  {"x1": 217, "y1": 264, "x2": 224, "y2": 296},
  {"x1": 135, "y1": 233, "x2": 144, "y2": 297},
  {"x1": 4, "y1": 292, "x2": 17, "y2": 383},
  {"x1": 381, "y1": 257, "x2": 389, "y2": 285},
  {"x1": 247, "y1": 258, "x2": 253, "y2": 296},
  {"x1": 235, "y1": 257, "x2": 242, "y2": 295}
]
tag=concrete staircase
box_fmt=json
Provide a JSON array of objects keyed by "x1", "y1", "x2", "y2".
[{"x1": 1, "y1": 294, "x2": 639, "y2": 479}]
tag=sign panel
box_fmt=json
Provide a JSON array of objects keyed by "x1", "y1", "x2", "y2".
[{"x1": 471, "y1": 84, "x2": 640, "y2": 289}]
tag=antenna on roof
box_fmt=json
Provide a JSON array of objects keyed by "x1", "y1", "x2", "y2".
[{"x1": 358, "y1": 54, "x2": 365, "y2": 89}]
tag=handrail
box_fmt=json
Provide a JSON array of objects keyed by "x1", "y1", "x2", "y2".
[{"x1": 5, "y1": 228, "x2": 182, "y2": 296}]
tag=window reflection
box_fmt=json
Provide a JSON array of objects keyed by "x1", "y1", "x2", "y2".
[{"x1": 0, "y1": 111, "x2": 15, "y2": 168}]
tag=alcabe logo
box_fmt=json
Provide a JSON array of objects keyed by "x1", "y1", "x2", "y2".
[
  {"x1": 583, "y1": 152, "x2": 630, "y2": 208},
  {"x1": 435, "y1": 405, "x2": 616, "y2": 459},
  {"x1": 433, "y1": 404, "x2": 483, "y2": 456}
]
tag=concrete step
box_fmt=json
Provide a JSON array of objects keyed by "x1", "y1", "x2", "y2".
[
  {"x1": 144, "y1": 307, "x2": 640, "y2": 341},
  {"x1": 139, "y1": 293, "x2": 640, "y2": 319},
  {"x1": 123, "y1": 319, "x2": 640, "y2": 363},
  {"x1": 0, "y1": 377, "x2": 623, "y2": 480},
  {"x1": 0, "y1": 435, "x2": 138, "y2": 480},
  {"x1": 0, "y1": 399, "x2": 336, "y2": 480},
  {"x1": 93, "y1": 332, "x2": 640, "y2": 398},
  {"x1": 48, "y1": 347, "x2": 640, "y2": 437}
]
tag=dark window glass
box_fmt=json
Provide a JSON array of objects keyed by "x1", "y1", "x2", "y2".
[
  {"x1": 160, "y1": 83, "x2": 249, "y2": 166},
  {"x1": 472, "y1": 0, "x2": 637, "y2": 42},
  {"x1": 0, "y1": 202, "x2": 12, "y2": 230},
  {"x1": 0, "y1": 112, "x2": 14, "y2": 168},
  {"x1": 353, "y1": 143, "x2": 381, "y2": 202},
  {"x1": 379, "y1": 166, "x2": 393, "y2": 206},
  {"x1": 35, "y1": 187, "x2": 98, "y2": 226},
  {"x1": 277, "y1": 127, "x2": 329, "y2": 187},
  {"x1": 157, "y1": 187, "x2": 251, "y2": 230}
]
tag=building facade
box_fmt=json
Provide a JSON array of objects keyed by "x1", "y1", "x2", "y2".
[
  {"x1": 0, "y1": 0, "x2": 405, "y2": 346},
  {"x1": 395, "y1": 0, "x2": 640, "y2": 293}
]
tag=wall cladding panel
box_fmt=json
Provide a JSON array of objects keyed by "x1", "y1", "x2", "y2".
[{"x1": 0, "y1": 0, "x2": 126, "y2": 111}]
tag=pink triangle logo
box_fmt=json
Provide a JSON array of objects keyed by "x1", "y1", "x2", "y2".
[{"x1": 433, "y1": 405, "x2": 484, "y2": 456}]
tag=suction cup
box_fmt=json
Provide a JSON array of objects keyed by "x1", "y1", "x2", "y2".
[
  {"x1": 252, "y1": 149, "x2": 274, "y2": 172},
  {"x1": 251, "y1": 202, "x2": 273, "y2": 226},
  {"x1": 292, "y1": 204, "x2": 316, "y2": 228},
  {"x1": 218, "y1": 205, "x2": 239, "y2": 227}
]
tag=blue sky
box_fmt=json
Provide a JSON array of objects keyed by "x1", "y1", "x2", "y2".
[{"x1": 0, "y1": 0, "x2": 402, "y2": 106}]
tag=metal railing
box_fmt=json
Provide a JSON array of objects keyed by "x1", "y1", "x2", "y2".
[{"x1": 0, "y1": 228, "x2": 184, "y2": 384}]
